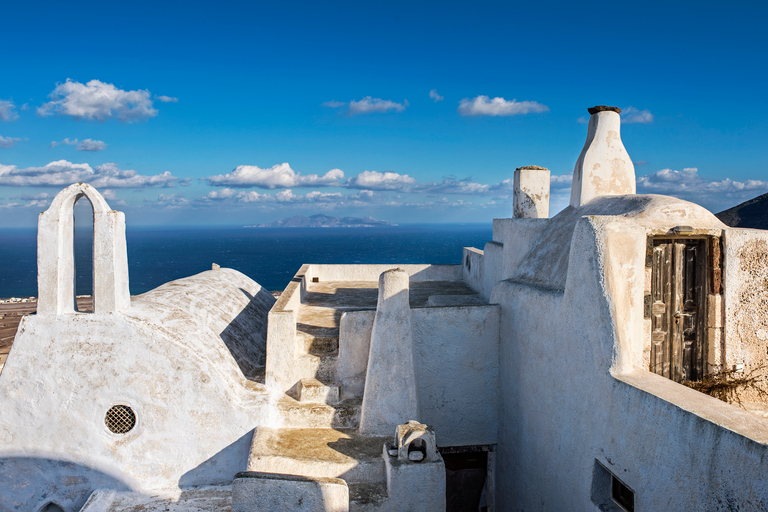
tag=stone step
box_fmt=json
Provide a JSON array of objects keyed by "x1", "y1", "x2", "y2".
[
  {"x1": 277, "y1": 395, "x2": 361, "y2": 429},
  {"x1": 349, "y1": 481, "x2": 389, "y2": 512},
  {"x1": 298, "y1": 331, "x2": 339, "y2": 356},
  {"x1": 296, "y1": 353, "x2": 337, "y2": 382},
  {"x1": 247, "y1": 427, "x2": 387, "y2": 485},
  {"x1": 298, "y1": 377, "x2": 340, "y2": 404}
]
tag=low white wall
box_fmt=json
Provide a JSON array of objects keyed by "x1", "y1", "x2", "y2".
[
  {"x1": 308, "y1": 264, "x2": 462, "y2": 282},
  {"x1": 412, "y1": 305, "x2": 500, "y2": 447},
  {"x1": 0, "y1": 269, "x2": 273, "y2": 512},
  {"x1": 339, "y1": 303, "x2": 499, "y2": 446},
  {"x1": 492, "y1": 218, "x2": 549, "y2": 281},
  {"x1": 482, "y1": 241, "x2": 503, "y2": 301},
  {"x1": 265, "y1": 265, "x2": 308, "y2": 396},
  {"x1": 338, "y1": 310, "x2": 375, "y2": 400},
  {"x1": 462, "y1": 247, "x2": 484, "y2": 295}
]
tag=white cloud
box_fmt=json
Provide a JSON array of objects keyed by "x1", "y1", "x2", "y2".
[
  {"x1": 275, "y1": 189, "x2": 295, "y2": 202},
  {"x1": 350, "y1": 189, "x2": 375, "y2": 201},
  {"x1": 49, "y1": 137, "x2": 77, "y2": 148},
  {"x1": 155, "y1": 95, "x2": 178, "y2": 103},
  {"x1": 419, "y1": 178, "x2": 490, "y2": 195},
  {"x1": 0, "y1": 160, "x2": 181, "y2": 188},
  {"x1": 347, "y1": 170, "x2": 417, "y2": 191},
  {"x1": 204, "y1": 163, "x2": 345, "y2": 188},
  {"x1": 429, "y1": 89, "x2": 444, "y2": 102},
  {"x1": 76, "y1": 139, "x2": 107, "y2": 151},
  {"x1": 49, "y1": 138, "x2": 107, "y2": 151},
  {"x1": 621, "y1": 106, "x2": 654, "y2": 124},
  {"x1": 637, "y1": 167, "x2": 768, "y2": 209},
  {"x1": 38, "y1": 79, "x2": 158, "y2": 122},
  {"x1": 205, "y1": 188, "x2": 239, "y2": 200},
  {"x1": 197, "y1": 187, "x2": 379, "y2": 207},
  {"x1": 348, "y1": 97, "x2": 408, "y2": 115},
  {"x1": 323, "y1": 97, "x2": 408, "y2": 115},
  {"x1": 152, "y1": 193, "x2": 189, "y2": 208},
  {"x1": 0, "y1": 100, "x2": 19, "y2": 121},
  {"x1": 0, "y1": 135, "x2": 23, "y2": 148},
  {"x1": 458, "y1": 95, "x2": 549, "y2": 116},
  {"x1": 550, "y1": 174, "x2": 573, "y2": 188}
]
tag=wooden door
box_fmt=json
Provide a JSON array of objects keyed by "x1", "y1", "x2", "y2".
[{"x1": 650, "y1": 239, "x2": 707, "y2": 382}]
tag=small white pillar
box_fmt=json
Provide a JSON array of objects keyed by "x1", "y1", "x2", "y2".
[
  {"x1": 570, "y1": 105, "x2": 636, "y2": 207},
  {"x1": 513, "y1": 165, "x2": 550, "y2": 219},
  {"x1": 359, "y1": 269, "x2": 419, "y2": 435},
  {"x1": 383, "y1": 421, "x2": 446, "y2": 512}
]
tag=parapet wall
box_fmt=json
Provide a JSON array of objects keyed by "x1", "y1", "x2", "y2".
[{"x1": 306, "y1": 264, "x2": 462, "y2": 282}]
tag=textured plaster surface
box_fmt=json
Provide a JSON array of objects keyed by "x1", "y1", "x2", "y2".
[
  {"x1": 514, "y1": 194, "x2": 726, "y2": 292},
  {"x1": 513, "y1": 167, "x2": 550, "y2": 219},
  {"x1": 247, "y1": 428, "x2": 387, "y2": 483},
  {"x1": 37, "y1": 183, "x2": 130, "y2": 316},
  {"x1": 384, "y1": 454, "x2": 446, "y2": 512},
  {"x1": 0, "y1": 269, "x2": 274, "y2": 511},
  {"x1": 724, "y1": 228, "x2": 768, "y2": 413},
  {"x1": 570, "y1": 110, "x2": 636, "y2": 207},
  {"x1": 412, "y1": 305, "x2": 499, "y2": 447},
  {"x1": 80, "y1": 486, "x2": 232, "y2": 511},
  {"x1": 360, "y1": 270, "x2": 419, "y2": 435},
  {"x1": 491, "y1": 207, "x2": 768, "y2": 511},
  {"x1": 462, "y1": 247, "x2": 484, "y2": 295},
  {"x1": 233, "y1": 472, "x2": 349, "y2": 512}
]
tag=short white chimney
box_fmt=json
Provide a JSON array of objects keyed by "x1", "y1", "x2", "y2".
[
  {"x1": 570, "y1": 106, "x2": 635, "y2": 207},
  {"x1": 513, "y1": 165, "x2": 550, "y2": 219}
]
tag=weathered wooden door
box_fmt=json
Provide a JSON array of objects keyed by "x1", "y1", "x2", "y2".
[{"x1": 650, "y1": 238, "x2": 707, "y2": 382}]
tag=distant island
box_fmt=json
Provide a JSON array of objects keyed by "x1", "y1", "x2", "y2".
[
  {"x1": 249, "y1": 214, "x2": 397, "y2": 228},
  {"x1": 716, "y1": 192, "x2": 768, "y2": 230}
]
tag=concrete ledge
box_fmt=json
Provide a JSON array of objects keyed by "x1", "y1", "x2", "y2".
[
  {"x1": 613, "y1": 369, "x2": 768, "y2": 444},
  {"x1": 233, "y1": 471, "x2": 349, "y2": 512},
  {"x1": 306, "y1": 264, "x2": 461, "y2": 282},
  {"x1": 80, "y1": 486, "x2": 232, "y2": 511}
]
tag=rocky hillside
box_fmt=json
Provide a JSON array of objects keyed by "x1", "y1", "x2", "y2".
[{"x1": 716, "y1": 192, "x2": 768, "y2": 229}]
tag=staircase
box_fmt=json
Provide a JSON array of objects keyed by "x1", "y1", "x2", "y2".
[{"x1": 248, "y1": 278, "x2": 390, "y2": 511}]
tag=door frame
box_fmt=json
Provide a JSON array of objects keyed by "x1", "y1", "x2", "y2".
[{"x1": 645, "y1": 235, "x2": 722, "y2": 382}]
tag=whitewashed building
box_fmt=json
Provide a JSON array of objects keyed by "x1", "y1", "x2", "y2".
[{"x1": 1, "y1": 105, "x2": 767, "y2": 511}]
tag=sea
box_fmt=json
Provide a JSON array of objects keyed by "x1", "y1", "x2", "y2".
[{"x1": 0, "y1": 224, "x2": 492, "y2": 297}]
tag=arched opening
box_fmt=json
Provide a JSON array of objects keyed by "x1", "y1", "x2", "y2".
[
  {"x1": 73, "y1": 196, "x2": 94, "y2": 313},
  {"x1": 38, "y1": 502, "x2": 65, "y2": 512},
  {"x1": 407, "y1": 438, "x2": 427, "y2": 462}
]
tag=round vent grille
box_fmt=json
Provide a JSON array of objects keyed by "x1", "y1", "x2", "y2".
[{"x1": 105, "y1": 405, "x2": 136, "y2": 434}]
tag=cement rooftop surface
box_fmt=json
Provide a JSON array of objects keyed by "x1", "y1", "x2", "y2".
[
  {"x1": 297, "y1": 280, "x2": 484, "y2": 337},
  {"x1": 252, "y1": 427, "x2": 387, "y2": 464}
]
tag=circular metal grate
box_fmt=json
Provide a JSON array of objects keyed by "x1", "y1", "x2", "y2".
[{"x1": 105, "y1": 405, "x2": 136, "y2": 434}]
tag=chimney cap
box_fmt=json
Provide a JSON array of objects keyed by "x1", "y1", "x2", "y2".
[
  {"x1": 588, "y1": 105, "x2": 621, "y2": 115},
  {"x1": 516, "y1": 165, "x2": 548, "y2": 171}
]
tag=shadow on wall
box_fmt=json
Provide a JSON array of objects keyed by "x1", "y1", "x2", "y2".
[
  {"x1": 0, "y1": 456, "x2": 132, "y2": 512},
  {"x1": 178, "y1": 429, "x2": 254, "y2": 488},
  {"x1": 220, "y1": 288, "x2": 275, "y2": 382}
]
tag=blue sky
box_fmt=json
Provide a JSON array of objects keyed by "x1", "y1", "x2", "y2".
[{"x1": 1, "y1": 0, "x2": 766, "y2": 227}]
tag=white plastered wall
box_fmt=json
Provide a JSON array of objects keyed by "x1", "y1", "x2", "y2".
[{"x1": 491, "y1": 195, "x2": 768, "y2": 511}]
